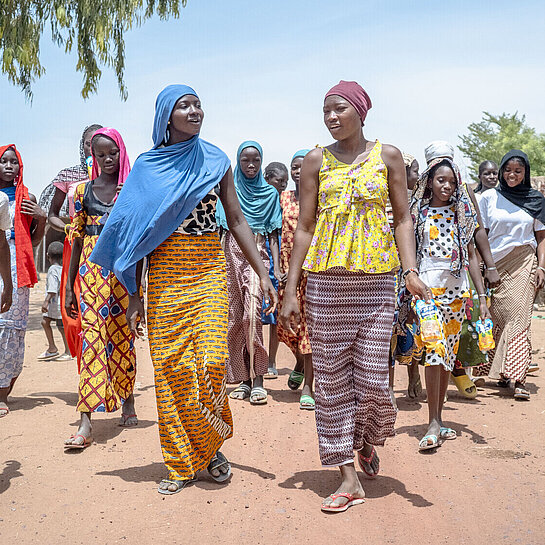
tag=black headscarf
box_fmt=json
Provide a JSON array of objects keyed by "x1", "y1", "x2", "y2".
[{"x1": 496, "y1": 149, "x2": 545, "y2": 224}]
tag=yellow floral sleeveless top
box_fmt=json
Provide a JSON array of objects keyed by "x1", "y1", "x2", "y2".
[{"x1": 303, "y1": 141, "x2": 399, "y2": 273}]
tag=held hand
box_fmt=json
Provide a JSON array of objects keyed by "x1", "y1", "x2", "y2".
[
  {"x1": 279, "y1": 292, "x2": 301, "y2": 335},
  {"x1": 479, "y1": 300, "x2": 492, "y2": 322},
  {"x1": 21, "y1": 199, "x2": 46, "y2": 220},
  {"x1": 1, "y1": 282, "x2": 13, "y2": 313},
  {"x1": 260, "y1": 274, "x2": 278, "y2": 315},
  {"x1": 126, "y1": 295, "x2": 146, "y2": 337},
  {"x1": 64, "y1": 288, "x2": 79, "y2": 319},
  {"x1": 535, "y1": 268, "x2": 545, "y2": 291},
  {"x1": 405, "y1": 272, "x2": 432, "y2": 303},
  {"x1": 484, "y1": 268, "x2": 501, "y2": 289},
  {"x1": 274, "y1": 269, "x2": 287, "y2": 284}
]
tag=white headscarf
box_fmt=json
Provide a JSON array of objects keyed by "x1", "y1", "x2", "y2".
[{"x1": 424, "y1": 140, "x2": 455, "y2": 163}]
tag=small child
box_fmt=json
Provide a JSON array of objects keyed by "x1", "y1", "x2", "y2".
[
  {"x1": 38, "y1": 241, "x2": 71, "y2": 360},
  {"x1": 262, "y1": 162, "x2": 289, "y2": 378},
  {"x1": 408, "y1": 157, "x2": 491, "y2": 451}
]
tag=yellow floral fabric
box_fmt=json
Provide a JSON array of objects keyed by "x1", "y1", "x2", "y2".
[{"x1": 303, "y1": 141, "x2": 399, "y2": 273}]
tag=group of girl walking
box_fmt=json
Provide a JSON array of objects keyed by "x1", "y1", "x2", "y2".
[{"x1": 1, "y1": 79, "x2": 543, "y2": 512}]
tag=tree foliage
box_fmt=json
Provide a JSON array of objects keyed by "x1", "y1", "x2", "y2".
[
  {"x1": 0, "y1": 1, "x2": 185, "y2": 101},
  {"x1": 458, "y1": 112, "x2": 545, "y2": 181}
]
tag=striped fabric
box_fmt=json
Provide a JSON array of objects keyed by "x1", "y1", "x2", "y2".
[
  {"x1": 224, "y1": 230, "x2": 270, "y2": 383},
  {"x1": 306, "y1": 269, "x2": 397, "y2": 467},
  {"x1": 147, "y1": 232, "x2": 233, "y2": 479},
  {"x1": 474, "y1": 244, "x2": 536, "y2": 384}
]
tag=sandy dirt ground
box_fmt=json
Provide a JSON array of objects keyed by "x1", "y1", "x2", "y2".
[{"x1": 1, "y1": 278, "x2": 545, "y2": 545}]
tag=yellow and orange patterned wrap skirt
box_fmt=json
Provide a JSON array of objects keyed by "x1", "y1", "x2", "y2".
[{"x1": 147, "y1": 232, "x2": 233, "y2": 479}]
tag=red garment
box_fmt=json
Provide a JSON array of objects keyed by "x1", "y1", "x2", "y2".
[
  {"x1": 325, "y1": 80, "x2": 372, "y2": 124},
  {"x1": 0, "y1": 144, "x2": 37, "y2": 288}
]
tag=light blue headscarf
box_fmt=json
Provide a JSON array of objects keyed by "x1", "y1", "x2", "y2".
[
  {"x1": 291, "y1": 149, "x2": 310, "y2": 162},
  {"x1": 216, "y1": 141, "x2": 282, "y2": 235},
  {"x1": 90, "y1": 84, "x2": 231, "y2": 294}
]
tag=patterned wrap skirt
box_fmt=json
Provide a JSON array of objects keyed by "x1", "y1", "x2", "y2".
[
  {"x1": 474, "y1": 244, "x2": 536, "y2": 384},
  {"x1": 77, "y1": 234, "x2": 136, "y2": 412},
  {"x1": 306, "y1": 268, "x2": 397, "y2": 467},
  {"x1": 147, "y1": 232, "x2": 233, "y2": 480}
]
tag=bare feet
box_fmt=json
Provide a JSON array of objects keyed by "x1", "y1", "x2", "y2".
[{"x1": 321, "y1": 464, "x2": 365, "y2": 510}]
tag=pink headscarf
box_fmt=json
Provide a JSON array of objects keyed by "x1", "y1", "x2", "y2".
[
  {"x1": 325, "y1": 80, "x2": 372, "y2": 125},
  {"x1": 90, "y1": 127, "x2": 131, "y2": 185}
]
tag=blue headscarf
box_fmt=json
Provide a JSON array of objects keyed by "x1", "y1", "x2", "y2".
[
  {"x1": 216, "y1": 141, "x2": 282, "y2": 235},
  {"x1": 291, "y1": 149, "x2": 310, "y2": 162},
  {"x1": 90, "y1": 84, "x2": 231, "y2": 294}
]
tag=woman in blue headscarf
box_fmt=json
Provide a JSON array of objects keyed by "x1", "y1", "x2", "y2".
[
  {"x1": 91, "y1": 85, "x2": 277, "y2": 495},
  {"x1": 216, "y1": 142, "x2": 282, "y2": 405}
]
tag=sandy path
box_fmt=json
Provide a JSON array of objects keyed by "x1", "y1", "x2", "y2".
[{"x1": 1, "y1": 279, "x2": 544, "y2": 544}]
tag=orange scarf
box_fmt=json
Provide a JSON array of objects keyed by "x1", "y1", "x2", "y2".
[{"x1": 0, "y1": 145, "x2": 37, "y2": 288}]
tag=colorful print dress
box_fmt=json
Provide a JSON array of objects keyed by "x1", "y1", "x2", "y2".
[{"x1": 69, "y1": 181, "x2": 136, "y2": 413}]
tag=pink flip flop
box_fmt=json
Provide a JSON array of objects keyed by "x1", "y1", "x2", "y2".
[
  {"x1": 64, "y1": 434, "x2": 92, "y2": 450},
  {"x1": 357, "y1": 446, "x2": 380, "y2": 479},
  {"x1": 321, "y1": 493, "x2": 365, "y2": 513}
]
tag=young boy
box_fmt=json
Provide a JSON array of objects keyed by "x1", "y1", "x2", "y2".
[{"x1": 39, "y1": 241, "x2": 71, "y2": 360}]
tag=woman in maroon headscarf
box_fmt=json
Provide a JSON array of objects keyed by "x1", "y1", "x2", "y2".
[{"x1": 280, "y1": 81, "x2": 430, "y2": 512}]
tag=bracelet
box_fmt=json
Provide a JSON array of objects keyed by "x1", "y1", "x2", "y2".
[
  {"x1": 478, "y1": 294, "x2": 487, "y2": 298},
  {"x1": 538, "y1": 266, "x2": 545, "y2": 273},
  {"x1": 401, "y1": 267, "x2": 419, "y2": 280},
  {"x1": 486, "y1": 266, "x2": 497, "y2": 271}
]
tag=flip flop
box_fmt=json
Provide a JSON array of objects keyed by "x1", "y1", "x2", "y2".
[
  {"x1": 514, "y1": 387, "x2": 530, "y2": 400},
  {"x1": 249, "y1": 386, "x2": 268, "y2": 405},
  {"x1": 0, "y1": 405, "x2": 9, "y2": 418},
  {"x1": 440, "y1": 427, "x2": 457, "y2": 440},
  {"x1": 37, "y1": 350, "x2": 60, "y2": 361},
  {"x1": 157, "y1": 476, "x2": 197, "y2": 495},
  {"x1": 264, "y1": 367, "x2": 278, "y2": 379},
  {"x1": 119, "y1": 413, "x2": 138, "y2": 427},
  {"x1": 321, "y1": 493, "x2": 365, "y2": 513},
  {"x1": 287, "y1": 370, "x2": 304, "y2": 391},
  {"x1": 229, "y1": 383, "x2": 251, "y2": 400},
  {"x1": 419, "y1": 434, "x2": 441, "y2": 451},
  {"x1": 207, "y1": 451, "x2": 232, "y2": 483},
  {"x1": 451, "y1": 373, "x2": 477, "y2": 399},
  {"x1": 299, "y1": 394, "x2": 315, "y2": 410},
  {"x1": 357, "y1": 446, "x2": 380, "y2": 479},
  {"x1": 497, "y1": 378, "x2": 511, "y2": 388},
  {"x1": 64, "y1": 434, "x2": 92, "y2": 450}
]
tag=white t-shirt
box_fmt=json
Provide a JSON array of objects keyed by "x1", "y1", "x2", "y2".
[
  {"x1": 0, "y1": 192, "x2": 10, "y2": 231},
  {"x1": 478, "y1": 190, "x2": 545, "y2": 262}
]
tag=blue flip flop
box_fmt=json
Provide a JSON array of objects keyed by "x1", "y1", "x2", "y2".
[{"x1": 419, "y1": 434, "x2": 441, "y2": 451}]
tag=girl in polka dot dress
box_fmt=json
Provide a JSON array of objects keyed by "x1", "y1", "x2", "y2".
[{"x1": 410, "y1": 158, "x2": 491, "y2": 451}]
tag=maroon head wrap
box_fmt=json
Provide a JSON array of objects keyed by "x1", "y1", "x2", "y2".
[{"x1": 325, "y1": 80, "x2": 372, "y2": 124}]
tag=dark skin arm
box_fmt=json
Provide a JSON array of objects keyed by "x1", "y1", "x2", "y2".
[
  {"x1": 0, "y1": 232, "x2": 12, "y2": 313},
  {"x1": 467, "y1": 241, "x2": 492, "y2": 320},
  {"x1": 48, "y1": 188, "x2": 70, "y2": 233},
  {"x1": 127, "y1": 167, "x2": 278, "y2": 336},
  {"x1": 466, "y1": 186, "x2": 500, "y2": 288},
  {"x1": 268, "y1": 229, "x2": 285, "y2": 283},
  {"x1": 535, "y1": 230, "x2": 545, "y2": 290},
  {"x1": 21, "y1": 193, "x2": 47, "y2": 246},
  {"x1": 64, "y1": 236, "x2": 83, "y2": 319}
]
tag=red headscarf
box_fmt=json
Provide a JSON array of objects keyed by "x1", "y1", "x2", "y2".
[
  {"x1": 90, "y1": 128, "x2": 131, "y2": 185},
  {"x1": 325, "y1": 80, "x2": 373, "y2": 125},
  {"x1": 0, "y1": 145, "x2": 37, "y2": 288}
]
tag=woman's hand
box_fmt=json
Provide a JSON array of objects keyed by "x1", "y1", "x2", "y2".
[
  {"x1": 484, "y1": 268, "x2": 501, "y2": 289},
  {"x1": 274, "y1": 268, "x2": 287, "y2": 284},
  {"x1": 535, "y1": 268, "x2": 545, "y2": 291},
  {"x1": 1, "y1": 280, "x2": 13, "y2": 314},
  {"x1": 21, "y1": 199, "x2": 46, "y2": 220},
  {"x1": 479, "y1": 300, "x2": 492, "y2": 321},
  {"x1": 279, "y1": 291, "x2": 300, "y2": 335},
  {"x1": 64, "y1": 287, "x2": 78, "y2": 319},
  {"x1": 405, "y1": 272, "x2": 432, "y2": 303},
  {"x1": 261, "y1": 274, "x2": 278, "y2": 315},
  {"x1": 126, "y1": 295, "x2": 146, "y2": 337}
]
